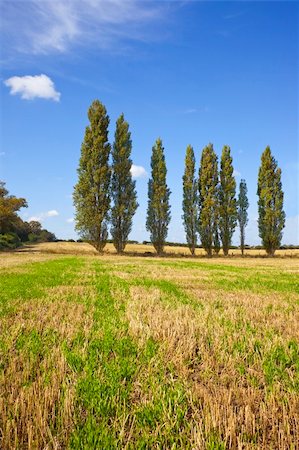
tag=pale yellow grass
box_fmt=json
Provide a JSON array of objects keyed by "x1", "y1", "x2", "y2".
[
  {"x1": 13, "y1": 241, "x2": 299, "y2": 258},
  {"x1": 0, "y1": 251, "x2": 67, "y2": 269}
]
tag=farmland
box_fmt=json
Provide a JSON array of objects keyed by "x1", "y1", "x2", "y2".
[{"x1": 1, "y1": 243, "x2": 299, "y2": 449}]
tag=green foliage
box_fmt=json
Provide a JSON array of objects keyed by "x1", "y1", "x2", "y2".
[
  {"x1": 257, "y1": 146, "x2": 285, "y2": 256},
  {"x1": 111, "y1": 114, "x2": 138, "y2": 253},
  {"x1": 182, "y1": 145, "x2": 198, "y2": 255},
  {"x1": 73, "y1": 100, "x2": 111, "y2": 252},
  {"x1": 0, "y1": 181, "x2": 27, "y2": 234},
  {"x1": 0, "y1": 182, "x2": 54, "y2": 248},
  {"x1": 0, "y1": 232, "x2": 21, "y2": 250},
  {"x1": 237, "y1": 179, "x2": 249, "y2": 255},
  {"x1": 198, "y1": 144, "x2": 219, "y2": 257},
  {"x1": 146, "y1": 138, "x2": 171, "y2": 255},
  {"x1": 219, "y1": 146, "x2": 237, "y2": 255}
]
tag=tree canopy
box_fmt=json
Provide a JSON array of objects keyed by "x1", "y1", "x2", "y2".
[
  {"x1": 111, "y1": 114, "x2": 138, "y2": 253},
  {"x1": 257, "y1": 146, "x2": 285, "y2": 256},
  {"x1": 73, "y1": 100, "x2": 111, "y2": 252},
  {"x1": 182, "y1": 145, "x2": 198, "y2": 255},
  {"x1": 146, "y1": 138, "x2": 171, "y2": 255}
]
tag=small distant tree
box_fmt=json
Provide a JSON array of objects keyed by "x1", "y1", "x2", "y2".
[
  {"x1": 111, "y1": 114, "x2": 138, "y2": 253},
  {"x1": 237, "y1": 179, "x2": 249, "y2": 256},
  {"x1": 0, "y1": 181, "x2": 27, "y2": 234},
  {"x1": 73, "y1": 100, "x2": 111, "y2": 252},
  {"x1": 219, "y1": 146, "x2": 237, "y2": 256},
  {"x1": 257, "y1": 146, "x2": 285, "y2": 256},
  {"x1": 146, "y1": 138, "x2": 171, "y2": 255},
  {"x1": 28, "y1": 220, "x2": 42, "y2": 235},
  {"x1": 198, "y1": 144, "x2": 218, "y2": 257},
  {"x1": 182, "y1": 145, "x2": 198, "y2": 255}
]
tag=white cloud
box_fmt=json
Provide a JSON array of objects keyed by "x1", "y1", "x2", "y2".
[
  {"x1": 131, "y1": 164, "x2": 147, "y2": 178},
  {"x1": 29, "y1": 210, "x2": 59, "y2": 222},
  {"x1": 46, "y1": 210, "x2": 59, "y2": 217},
  {"x1": 233, "y1": 169, "x2": 241, "y2": 177},
  {"x1": 66, "y1": 217, "x2": 74, "y2": 223},
  {"x1": 2, "y1": 0, "x2": 165, "y2": 55},
  {"x1": 4, "y1": 74, "x2": 60, "y2": 101}
]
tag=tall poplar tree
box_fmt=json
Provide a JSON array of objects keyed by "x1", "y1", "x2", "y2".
[
  {"x1": 237, "y1": 179, "x2": 249, "y2": 256},
  {"x1": 257, "y1": 146, "x2": 285, "y2": 256},
  {"x1": 73, "y1": 100, "x2": 111, "y2": 252},
  {"x1": 182, "y1": 145, "x2": 198, "y2": 255},
  {"x1": 111, "y1": 114, "x2": 138, "y2": 253},
  {"x1": 146, "y1": 138, "x2": 171, "y2": 255},
  {"x1": 219, "y1": 145, "x2": 237, "y2": 256},
  {"x1": 198, "y1": 143, "x2": 218, "y2": 257}
]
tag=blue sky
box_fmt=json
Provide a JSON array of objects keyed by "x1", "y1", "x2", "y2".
[{"x1": 1, "y1": 0, "x2": 298, "y2": 244}]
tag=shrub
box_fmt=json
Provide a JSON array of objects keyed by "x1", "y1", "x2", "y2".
[{"x1": 0, "y1": 233, "x2": 21, "y2": 250}]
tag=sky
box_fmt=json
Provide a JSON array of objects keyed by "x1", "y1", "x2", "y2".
[{"x1": 1, "y1": 0, "x2": 298, "y2": 245}]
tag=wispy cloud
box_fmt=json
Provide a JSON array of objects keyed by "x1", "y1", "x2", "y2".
[
  {"x1": 29, "y1": 210, "x2": 59, "y2": 222},
  {"x1": 182, "y1": 108, "x2": 197, "y2": 115},
  {"x1": 233, "y1": 169, "x2": 241, "y2": 177},
  {"x1": 4, "y1": 74, "x2": 60, "y2": 101},
  {"x1": 224, "y1": 11, "x2": 245, "y2": 21},
  {"x1": 66, "y1": 217, "x2": 74, "y2": 223},
  {"x1": 2, "y1": 0, "x2": 165, "y2": 55},
  {"x1": 131, "y1": 164, "x2": 147, "y2": 179}
]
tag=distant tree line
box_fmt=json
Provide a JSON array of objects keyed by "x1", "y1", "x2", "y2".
[
  {"x1": 74, "y1": 99, "x2": 286, "y2": 256},
  {"x1": 0, "y1": 181, "x2": 56, "y2": 250}
]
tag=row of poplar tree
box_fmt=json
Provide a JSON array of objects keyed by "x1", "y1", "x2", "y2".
[{"x1": 74, "y1": 100, "x2": 285, "y2": 256}]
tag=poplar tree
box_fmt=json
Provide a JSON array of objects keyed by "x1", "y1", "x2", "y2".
[
  {"x1": 219, "y1": 145, "x2": 237, "y2": 256},
  {"x1": 73, "y1": 100, "x2": 111, "y2": 252},
  {"x1": 182, "y1": 145, "x2": 198, "y2": 255},
  {"x1": 146, "y1": 138, "x2": 171, "y2": 255},
  {"x1": 198, "y1": 143, "x2": 218, "y2": 257},
  {"x1": 257, "y1": 146, "x2": 285, "y2": 256},
  {"x1": 237, "y1": 179, "x2": 249, "y2": 256},
  {"x1": 111, "y1": 114, "x2": 138, "y2": 253}
]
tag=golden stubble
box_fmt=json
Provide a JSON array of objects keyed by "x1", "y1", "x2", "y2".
[
  {"x1": 126, "y1": 286, "x2": 299, "y2": 449},
  {"x1": 7, "y1": 241, "x2": 299, "y2": 259},
  {"x1": 0, "y1": 284, "x2": 96, "y2": 449}
]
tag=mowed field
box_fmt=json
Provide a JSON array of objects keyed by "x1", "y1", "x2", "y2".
[{"x1": 1, "y1": 243, "x2": 299, "y2": 449}]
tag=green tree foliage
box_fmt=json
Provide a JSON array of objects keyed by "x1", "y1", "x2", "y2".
[
  {"x1": 198, "y1": 144, "x2": 219, "y2": 257},
  {"x1": 73, "y1": 100, "x2": 111, "y2": 252},
  {"x1": 28, "y1": 220, "x2": 42, "y2": 235},
  {"x1": 111, "y1": 114, "x2": 138, "y2": 253},
  {"x1": 0, "y1": 181, "x2": 27, "y2": 234},
  {"x1": 237, "y1": 179, "x2": 249, "y2": 255},
  {"x1": 257, "y1": 146, "x2": 285, "y2": 256},
  {"x1": 146, "y1": 138, "x2": 171, "y2": 255},
  {"x1": 27, "y1": 221, "x2": 56, "y2": 243},
  {"x1": 219, "y1": 146, "x2": 237, "y2": 256},
  {"x1": 0, "y1": 182, "x2": 56, "y2": 249},
  {"x1": 182, "y1": 145, "x2": 198, "y2": 255}
]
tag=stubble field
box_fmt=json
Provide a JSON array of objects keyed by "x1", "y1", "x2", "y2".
[{"x1": 1, "y1": 243, "x2": 299, "y2": 449}]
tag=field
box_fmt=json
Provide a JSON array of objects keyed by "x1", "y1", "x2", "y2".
[{"x1": 1, "y1": 243, "x2": 299, "y2": 449}]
